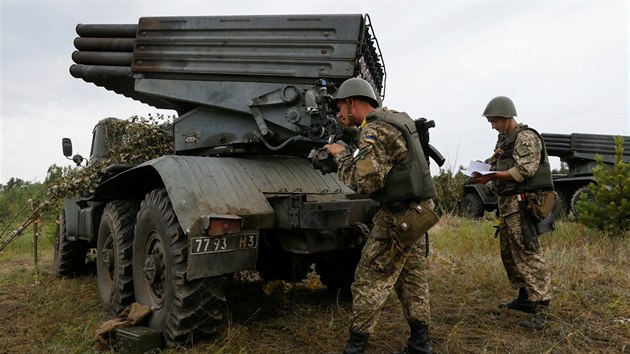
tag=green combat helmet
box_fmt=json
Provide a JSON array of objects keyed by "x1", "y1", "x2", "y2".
[
  {"x1": 331, "y1": 77, "x2": 379, "y2": 109},
  {"x1": 483, "y1": 96, "x2": 517, "y2": 118}
]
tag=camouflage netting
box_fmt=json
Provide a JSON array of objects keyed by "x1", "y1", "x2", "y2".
[
  {"x1": 104, "y1": 115, "x2": 174, "y2": 166},
  {"x1": 0, "y1": 114, "x2": 174, "y2": 251}
]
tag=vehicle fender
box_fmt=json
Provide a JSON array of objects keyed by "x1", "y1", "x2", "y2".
[
  {"x1": 464, "y1": 183, "x2": 497, "y2": 205},
  {"x1": 96, "y1": 155, "x2": 354, "y2": 236},
  {"x1": 551, "y1": 175, "x2": 596, "y2": 196}
]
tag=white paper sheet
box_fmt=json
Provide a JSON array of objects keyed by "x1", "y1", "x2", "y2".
[{"x1": 461, "y1": 160, "x2": 496, "y2": 177}]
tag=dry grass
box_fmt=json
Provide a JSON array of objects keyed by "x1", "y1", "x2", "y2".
[{"x1": 1, "y1": 216, "x2": 629, "y2": 353}]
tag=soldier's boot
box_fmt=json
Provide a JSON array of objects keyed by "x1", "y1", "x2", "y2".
[
  {"x1": 393, "y1": 321, "x2": 433, "y2": 354},
  {"x1": 499, "y1": 287, "x2": 536, "y2": 314},
  {"x1": 519, "y1": 300, "x2": 550, "y2": 330},
  {"x1": 343, "y1": 330, "x2": 369, "y2": 354}
]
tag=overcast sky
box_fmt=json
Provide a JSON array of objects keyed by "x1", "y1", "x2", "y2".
[{"x1": 1, "y1": 0, "x2": 628, "y2": 184}]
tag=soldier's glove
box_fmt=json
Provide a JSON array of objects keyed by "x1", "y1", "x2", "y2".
[
  {"x1": 309, "y1": 147, "x2": 338, "y2": 174},
  {"x1": 341, "y1": 126, "x2": 358, "y2": 144}
]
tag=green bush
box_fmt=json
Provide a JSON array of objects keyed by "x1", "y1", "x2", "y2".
[
  {"x1": 575, "y1": 136, "x2": 630, "y2": 235},
  {"x1": 0, "y1": 179, "x2": 58, "y2": 254},
  {"x1": 0, "y1": 179, "x2": 44, "y2": 224},
  {"x1": 433, "y1": 167, "x2": 468, "y2": 216}
]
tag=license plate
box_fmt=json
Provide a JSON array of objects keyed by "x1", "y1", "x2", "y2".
[{"x1": 190, "y1": 233, "x2": 258, "y2": 255}]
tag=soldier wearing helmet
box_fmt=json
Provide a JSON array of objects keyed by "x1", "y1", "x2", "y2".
[
  {"x1": 473, "y1": 96, "x2": 555, "y2": 330},
  {"x1": 324, "y1": 77, "x2": 438, "y2": 353}
]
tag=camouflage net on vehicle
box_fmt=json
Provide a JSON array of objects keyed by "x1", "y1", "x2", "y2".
[{"x1": 0, "y1": 114, "x2": 174, "y2": 252}]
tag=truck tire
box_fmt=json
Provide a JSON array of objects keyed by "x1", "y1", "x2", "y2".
[
  {"x1": 133, "y1": 189, "x2": 226, "y2": 347},
  {"x1": 52, "y1": 211, "x2": 89, "y2": 277},
  {"x1": 571, "y1": 186, "x2": 594, "y2": 219},
  {"x1": 97, "y1": 200, "x2": 138, "y2": 314},
  {"x1": 257, "y1": 231, "x2": 310, "y2": 282},
  {"x1": 461, "y1": 192, "x2": 485, "y2": 218},
  {"x1": 316, "y1": 247, "x2": 362, "y2": 297},
  {"x1": 554, "y1": 190, "x2": 569, "y2": 218}
]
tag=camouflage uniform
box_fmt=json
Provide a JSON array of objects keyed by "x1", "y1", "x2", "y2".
[
  {"x1": 494, "y1": 128, "x2": 552, "y2": 302},
  {"x1": 334, "y1": 111, "x2": 432, "y2": 333}
]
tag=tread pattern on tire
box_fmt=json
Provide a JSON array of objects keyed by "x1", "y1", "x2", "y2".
[
  {"x1": 134, "y1": 189, "x2": 226, "y2": 347},
  {"x1": 461, "y1": 193, "x2": 485, "y2": 218},
  {"x1": 53, "y1": 211, "x2": 89, "y2": 277},
  {"x1": 97, "y1": 200, "x2": 138, "y2": 313}
]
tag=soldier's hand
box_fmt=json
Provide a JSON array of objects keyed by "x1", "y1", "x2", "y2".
[
  {"x1": 310, "y1": 147, "x2": 338, "y2": 174},
  {"x1": 473, "y1": 173, "x2": 494, "y2": 185},
  {"x1": 324, "y1": 143, "x2": 346, "y2": 157}
]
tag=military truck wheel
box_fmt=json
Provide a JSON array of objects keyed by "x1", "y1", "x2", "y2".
[
  {"x1": 554, "y1": 190, "x2": 569, "y2": 218},
  {"x1": 133, "y1": 189, "x2": 226, "y2": 347},
  {"x1": 52, "y1": 211, "x2": 89, "y2": 277},
  {"x1": 96, "y1": 201, "x2": 138, "y2": 314},
  {"x1": 571, "y1": 186, "x2": 595, "y2": 219},
  {"x1": 461, "y1": 192, "x2": 484, "y2": 218},
  {"x1": 316, "y1": 247, "x2": 362, "y2": 297}
]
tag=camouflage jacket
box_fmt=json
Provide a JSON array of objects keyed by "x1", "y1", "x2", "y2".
[{"x1": 334, "y1": 113, "x2": 407, "y2": 195}]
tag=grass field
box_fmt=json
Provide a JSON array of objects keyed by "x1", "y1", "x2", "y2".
[{"x1": 1, "y1": 215, "x2": 628, "y2": 353}]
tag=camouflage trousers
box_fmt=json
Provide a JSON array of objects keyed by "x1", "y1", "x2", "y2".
[
  {"x1": 350, "y1": 205, "x2": 430, "y2": 334},
  {"x1": 499, "y1": 209, "x2": 552, "y2": 302}
]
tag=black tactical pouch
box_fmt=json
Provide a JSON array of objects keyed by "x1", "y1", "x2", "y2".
[
  {"x1": 392, "y1": 200, "x2": 439, "y2": 248},
  {"x1": 526, "y1": 190, "x2": 558, "y2": 235},
  {"x1": 518, "y1": 198, "x2": 540, "y2": 252}
]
